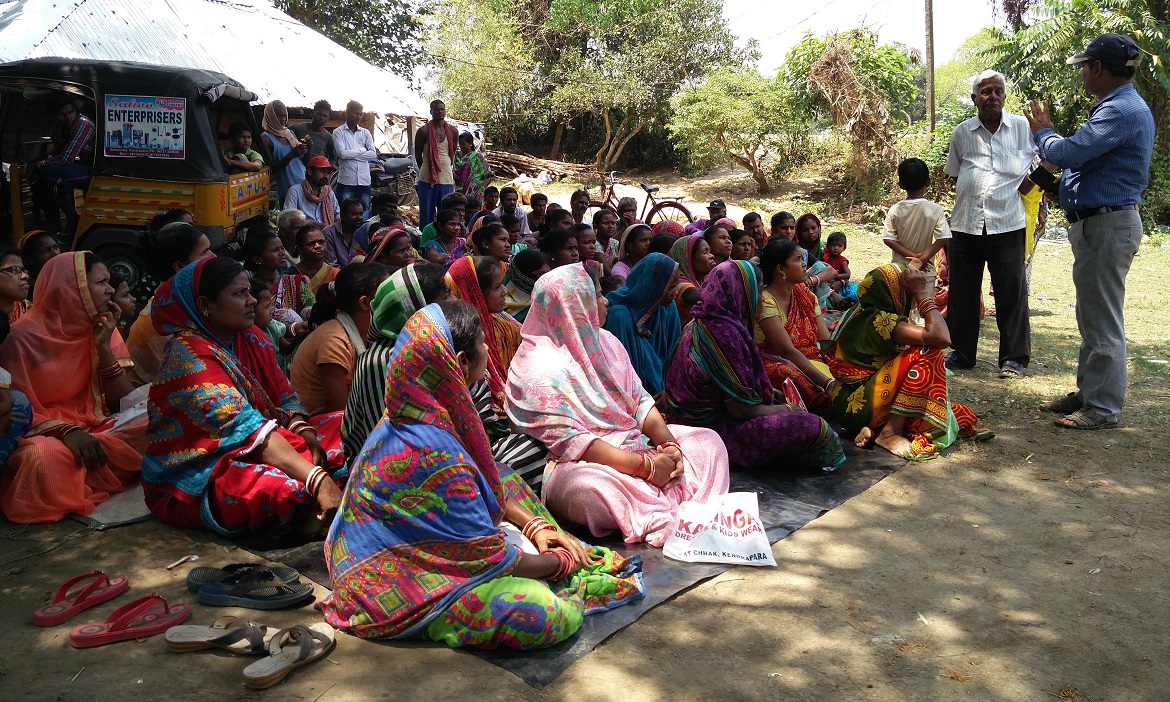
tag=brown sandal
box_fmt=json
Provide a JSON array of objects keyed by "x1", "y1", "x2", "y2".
[{"x1": 1055, "y1": 409, "x2": 1118, "y2": 430}]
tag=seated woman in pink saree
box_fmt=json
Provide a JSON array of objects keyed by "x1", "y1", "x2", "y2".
[
  {"x1": 505, "y1": 263, "x2": 729, "y2": 547},
  {"x1": 0, "y1": 252, "x2": 146, "y2": 523}
]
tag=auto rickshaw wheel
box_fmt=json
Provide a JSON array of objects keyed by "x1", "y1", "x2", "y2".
[{"x1": 93, "y1": 244, "x2": 146, "y2": 288}]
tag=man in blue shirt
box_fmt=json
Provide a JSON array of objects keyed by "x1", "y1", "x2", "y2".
[{"x1": 1025, "y1": 33, "x2": 1155, "y2": 430}]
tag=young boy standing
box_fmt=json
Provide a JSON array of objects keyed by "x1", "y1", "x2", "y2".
[{"x1": 882, "y1": 158, "x2": 951, "y2": 287}]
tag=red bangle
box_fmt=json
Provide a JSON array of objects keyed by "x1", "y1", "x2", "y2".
[
  {"x1": 548, "y1": 548, "x2": 575, "y2": 580},
  {"x1": 522, "y1": 517, "x2": 554, "y2": 542}
]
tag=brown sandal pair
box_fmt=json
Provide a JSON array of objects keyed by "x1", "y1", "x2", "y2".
[{"x1": 165, "y1": 617, "x2": 335, "y2": 689}]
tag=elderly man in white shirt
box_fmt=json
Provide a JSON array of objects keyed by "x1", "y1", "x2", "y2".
[
  {"x1": 332, "y1": 100, "x2": 377, "y2": 218},
  {"x1": 943, "y1": 69, "x2": 1037, "y2": 379}
]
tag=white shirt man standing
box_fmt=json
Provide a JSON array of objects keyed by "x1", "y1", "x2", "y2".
[
  {"x1": 943, "y1": 70, "x2": 1037, "y2": 379},
  {"x1": 332, "y1": 100, "x2": 376, "y2": 219}
]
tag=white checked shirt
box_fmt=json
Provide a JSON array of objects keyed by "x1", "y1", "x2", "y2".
[
  {"x1": 332, "y1": 124, "x2": 377, "y2": 187},
  {"x1": 944, "y1": 111, "x2": 1036, "y2": 235}
]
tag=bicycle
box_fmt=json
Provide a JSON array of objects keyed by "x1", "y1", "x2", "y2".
[
  {"x1": 586, "y1": 171, "x2": 693, "y2": 227},
  {"x1": 328, "y1": 154, "x2": 419, "y2": 207}
]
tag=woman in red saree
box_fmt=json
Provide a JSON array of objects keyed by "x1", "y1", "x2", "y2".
[
  {"x1": 0, "y1": 252, "x2": 145, "y2": 523},
  {"x1": 142, "y1": 257, "x2": 346, "y2": 537},
  {"x1": 755, "y1": 239, "x2": 837, "y2": 415},
  {"x1": 445, "y1": 256, "x2": 521, "y2": 401}
]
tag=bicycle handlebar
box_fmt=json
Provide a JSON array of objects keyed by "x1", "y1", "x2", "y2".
[{"x1": 609, "y1": 170, "x2": 623, "y2": 184}]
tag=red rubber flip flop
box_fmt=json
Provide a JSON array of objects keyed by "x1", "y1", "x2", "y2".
[
  {"x1": 34, "y1": 570, "x2": 130, "y2": 627},
  {"x1": 69, "y1": 593, "x2": 190, "y2": 648}
]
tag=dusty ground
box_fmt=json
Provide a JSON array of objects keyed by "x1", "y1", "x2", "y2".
[{"x1": 2, "y1": 200, "x2": 1169, "y2": 701}]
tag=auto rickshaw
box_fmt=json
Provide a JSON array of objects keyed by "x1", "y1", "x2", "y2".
[{"x1": 0, "y1": 58, "x2": 272, "y2": 283}]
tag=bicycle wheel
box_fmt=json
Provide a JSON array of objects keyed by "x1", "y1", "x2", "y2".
[
  {"x1": 395, "y1": 175, "x2": 419, "y2": 207},
  {"x1": 646, "y1": 200, "x2": 693, "y2": 227}
]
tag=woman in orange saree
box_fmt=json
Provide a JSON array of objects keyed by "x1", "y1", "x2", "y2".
[
  {"x1": 754, "y1": 239, "x2": 837, "y2": 415},
  {"x1": 0, "y1": 252, "x2": 146, "y2": 523}
]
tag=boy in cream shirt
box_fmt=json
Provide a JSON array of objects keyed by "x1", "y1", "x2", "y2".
[{"x1": 883, "y1": 158, "x2": 951, "y2": 289}]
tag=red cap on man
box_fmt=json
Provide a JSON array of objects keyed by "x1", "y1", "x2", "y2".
[{"x1": 306, "y1": 155, "x2": 336, "y2": 171}]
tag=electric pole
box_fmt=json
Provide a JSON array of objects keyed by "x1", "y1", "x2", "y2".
[{"x1": 926, "y1": 0, "x2": 935, "y2": 136}]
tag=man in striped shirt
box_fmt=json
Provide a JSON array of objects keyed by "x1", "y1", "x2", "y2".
[
  {"x1": 30, "y1": 96, "x2": 95, "y2": 234},
  {"x1": 943, "y1": 70, "x2": 1037, "y2": 380}
]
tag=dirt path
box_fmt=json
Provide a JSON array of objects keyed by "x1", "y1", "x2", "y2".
[{"x1": 2, "y1": 209, "x2": 1168, "y2": 702}]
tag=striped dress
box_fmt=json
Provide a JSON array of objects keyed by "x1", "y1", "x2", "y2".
[{"x1": 341, "y1": 267, "x2": 548, "y2": 492}]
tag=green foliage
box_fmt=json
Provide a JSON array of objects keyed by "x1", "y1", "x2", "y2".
[
  {"x1": 782, "y1": 29, "x2": 921, "y2": 124},
  {"x1": 667, "y1": 68, "x2": 807, "y2": 193},
  {"x1": 428, "y1": 0, "x2": 749, "y2": 171},
  {"x1": 427, "y1": 0, "x2": 536, "y2": 145},
  {"x1": 988, "y1": 0, "x2": 1168, "y2": 133},
  {"x1": 547, "y1": 0, "x2": 751, "y2": 171},
  {"x1": 275, "y1": 0, "x2": 427, "y2": 81},
  {"x1": 778, "y1": 29, "x2": 921, "y2": 188},
  {"x1": 988, "y1": 0, "x2": 1170, "y2": 223}
]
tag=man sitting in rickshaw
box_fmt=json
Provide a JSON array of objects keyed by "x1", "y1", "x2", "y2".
[{"x1": 28, "y1": 96, "x2": 95, "y2": 234}]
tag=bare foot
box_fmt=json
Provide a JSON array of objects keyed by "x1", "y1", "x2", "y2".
[
  {"x1": 874, "y1": 426, "x2": 912, "y2": 458},
  {"x1": 854, "y1": 426, "x2": 874, "y2": 447}
]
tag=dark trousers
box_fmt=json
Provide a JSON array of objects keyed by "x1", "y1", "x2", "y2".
[{"x1": 945, "y1": 228, "x2": 1030, "y2": 367}]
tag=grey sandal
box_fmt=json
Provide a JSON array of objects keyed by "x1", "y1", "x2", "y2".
[
  {"x1": 165, "y1": 616, "x2": 275, "y2": 655},
  {"x1": 242, "y1": 623, "x2": 336, "y2": 689}
]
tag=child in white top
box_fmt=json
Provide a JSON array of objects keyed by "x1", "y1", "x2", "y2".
[{"x1": 883, "y1": 158, "x2": 951, "y2": 282}]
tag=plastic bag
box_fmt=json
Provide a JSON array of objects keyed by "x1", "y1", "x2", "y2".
[{"x1": 662, "y1": 492, "x2": 776, "y2": 566}]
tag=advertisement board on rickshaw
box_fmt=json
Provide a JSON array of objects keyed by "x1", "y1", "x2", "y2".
[
  {"x1": 103, "y1": 95, "x2": 186, "y2": 159},
  {"x1": 0, "y1": 58, "x2": 273, "y2": 284}
]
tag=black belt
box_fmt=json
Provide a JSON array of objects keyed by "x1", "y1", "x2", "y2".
[{"x1": 1065, "y1": 204, "x2": 1137, "y2": 223}]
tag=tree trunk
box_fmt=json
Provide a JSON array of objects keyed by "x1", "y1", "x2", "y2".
[
  {"x1": 727, "y1": 150, "x2": 771, "y2": 193},
  {"x1": 714, "y1": 128, "x2": 772, "y2": 193},
  {"x1": 549, "y1": 122, "x2": 564, "y2": 160},
  {"x1": 593, "y1": 111, "x2": 613, "y2": 171},
  {"x1": 601, "y1": 111, "x2": 648, "y2": 172}
]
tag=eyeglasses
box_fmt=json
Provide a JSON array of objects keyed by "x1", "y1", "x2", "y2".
[{"x1": 0, "y1": 265, "x2": 27, "y2": 276}]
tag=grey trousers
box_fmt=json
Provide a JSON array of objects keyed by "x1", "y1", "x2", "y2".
[{"x1": 1069, "y1": 209, "x2": 1143, "y2": 421}]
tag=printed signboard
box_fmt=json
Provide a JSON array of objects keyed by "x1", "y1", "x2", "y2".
[{"x1": 103, "y1": 95, "x2": 186, "y2": 159}]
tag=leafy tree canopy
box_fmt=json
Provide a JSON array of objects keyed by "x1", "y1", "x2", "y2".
[
  {"x1": 782, "y1": 29, "x2": 920, "y2": 126},
  {"x1": 428, "y1": 0, "x2": 753, "y2": 171},
  {"x1": 275, "y1": 0, "x2": 428, "y2": 83},
  {"x1": 668, "y1": 68, "x2": 803, "y2": 193}
]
